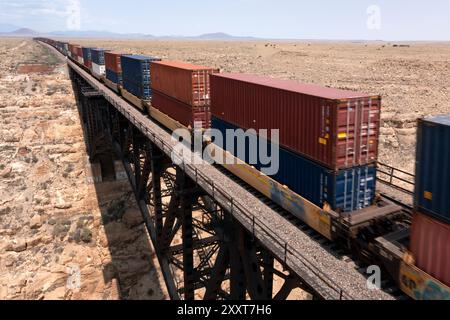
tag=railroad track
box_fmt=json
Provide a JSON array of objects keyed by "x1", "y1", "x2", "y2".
[{"x1": 213, "y1": 163, "x2": 412, "y2": 300}]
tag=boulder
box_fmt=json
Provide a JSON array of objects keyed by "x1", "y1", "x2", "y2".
[{"x1": 122, "y1": 208, "x2": 144, "y2": 228}]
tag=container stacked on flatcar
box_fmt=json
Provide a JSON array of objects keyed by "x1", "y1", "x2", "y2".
[
  {"x1": 210, "y1": 73, "x2": 381, "y2": 213},
  {"x1": 105, "y1": 52, "x2": 124, "y2": 85},
  {"x1": 68, "y1": 44, "x2": 80, "y2": 59},
  {"x1": 121, "y1": 55, "x2": 161, "y2": 100},
  {"x1": 82, "y1": 47, "x2": 93, "y2": 69},
  {"x1": 91, "y1": 48, "x2": 108, "y2": 77},
  {"x1": 411, "y1": 115, "x2": 450, "y2": 287},
  {"x1": 150, "y1": 61, "x2": 219, "y2": 128}
]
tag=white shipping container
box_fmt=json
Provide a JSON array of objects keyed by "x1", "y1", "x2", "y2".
[{"x1": 92, "y1": 62, "x2": 105, "y2": 76}]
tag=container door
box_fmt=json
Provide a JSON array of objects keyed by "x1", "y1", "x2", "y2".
[{"x1": 355, "y1": 98, "x2": 380, "y2": 166}]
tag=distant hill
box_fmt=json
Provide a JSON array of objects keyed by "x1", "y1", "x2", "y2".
[
  {"x1": 11, "y1": 28, "x2": 39, "y2": 35},
  {"x1": 194, "y1": 32, "x2": 258, "y2": 40},
  {"x1": 49, "y1": 30, "x2": 156, "y2": 39},
  {"x1": 0, "y1": 28, "x2": 40, "y2": 37},
  {"x1": 0, "y1": 27, "x2": 258, "y2": 40}
]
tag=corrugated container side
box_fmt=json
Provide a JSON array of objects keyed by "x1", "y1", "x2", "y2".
[
  {"x1": 105, "y1": 52, "x2": 123, "y2": 73},
  {"x1": 414, "y1": 115, "x2": 450, "y2": 223},
  {"x1": 151, "y1": 61, "x2": 219, "y2": 106},
  {"x1": 210, "y1": 73, "x2": 381, "y2": 171},
  {"x1": 152, "y1": 91, "x2": 211, "y2": 129},
  {"x1": 121, "y1": 55, "x2": 161, "y2": 100},
  {"x1": 91, "y1": 49, "x2": 106, "y2": 65},
  {"x1": 82, "y1": 47, "x2": 92, "y2": 68},
  {"x1": 411, "y1": 212, "x2": 450, "y2": 286},
  {"x1": 212, "y1": 116, "x2": 376, "y2": 212},
  {"x1": 106, "y1": 69, "x2": 123, "y2": 85},
  {"x1": 75, "y1": 46, "x2": 83, "y2": 59},
  {"x1": 91, "y1": 63, "x2": 105, "y2": 76}
]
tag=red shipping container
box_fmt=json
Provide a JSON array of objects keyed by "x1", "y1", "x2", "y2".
[
  {"x1": 69, "y1": 44, "x2": 81, "y2": 57},
  {"x1": 152, "y1": 91, "x2": 211, "y2": 129},
  {"x1": 84, "y1": 59, "x2": 92, "y2": 69},
  {"x1": 105, "y1": 52, "x2": 123, "y2": 73},
  {"x1": 410, "y1": 212, "x2": 450, "y2": 286},
  {"x1": 151, "y1": 61, "x2": 219, "y2": 107},
  {"x1": 210, "y1": 73, "x2": 381, "y2": 171},
  {"x1": 75, "y1": 46, "x2": 82, "y2": 58}
]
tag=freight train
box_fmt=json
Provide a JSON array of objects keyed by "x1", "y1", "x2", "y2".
[{"x1": 34, "y1": 37, "x2": 450, "y2": 300}]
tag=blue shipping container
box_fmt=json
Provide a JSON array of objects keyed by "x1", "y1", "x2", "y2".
[
  {"x1": 91, "y1": 48, "x2": 106, "y2": 65},
  {"x1": 415, "y1": 115, "x2": 450, "y2": 223},
  {"x1": 212, "y1": 116, "x2": 377, "y2": 213},
  {"x1": 82, "y1": 47, "x2": 92, "y2": 62},
  {"x1": 106, "y1": 69, "x2": 122, "y2": 85},
  {"x1": 121, "y1": 55, "x2": 160, "y2": 100}
]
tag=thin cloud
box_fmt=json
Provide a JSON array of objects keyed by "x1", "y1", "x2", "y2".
[{"x1": 0, "y1": 0, "x2": 80, "y2": 28}]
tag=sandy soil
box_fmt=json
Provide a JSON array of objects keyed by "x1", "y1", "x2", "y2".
[
  {"x1": 71, "y1": 38, "x2": 450, "y2": 173},
  {"x1": 0, "y1": 38, "x2": 168, "y2": 300}
]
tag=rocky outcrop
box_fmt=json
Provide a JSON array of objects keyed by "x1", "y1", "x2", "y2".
[{"x1": 0, "y1": 39, "x2": 167, "y2": 300}]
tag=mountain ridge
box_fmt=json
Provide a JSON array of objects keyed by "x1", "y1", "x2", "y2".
[{"x1": 0, "y1": 28, "x2": 259, "y2": 40}]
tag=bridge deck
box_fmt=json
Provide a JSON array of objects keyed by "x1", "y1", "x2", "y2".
[{"x1": 47, "y1": 43, "x2": 395, "y2": 300}]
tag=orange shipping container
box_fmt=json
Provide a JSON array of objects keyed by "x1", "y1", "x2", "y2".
[
  {"x1": 151, "y1": 61, "x2": 219, "y2": 107},
  {"x1": 410, "y1": 212, "x2": 450, "y2": 286},
  {"x1": 105, "y1": 52, "x2": 123, "y2": 73}
]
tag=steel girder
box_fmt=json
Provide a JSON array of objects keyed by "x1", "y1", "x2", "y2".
[{"x1": 70, "y1": 72, "x2": 310, "y2": 301}]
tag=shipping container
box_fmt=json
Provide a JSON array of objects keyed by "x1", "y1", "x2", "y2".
[
  {"x1": 68, "y1": 44, "x2": 80, "y2": 58},
  {"x1": 91, "y1": 48, "x2": 107, "y2": 65},
  {"x1": 105, "y1": 52, "x2": 123, "y2": 73},
  {"x1": 151, "y1": 61, "x2": 219, "y2": 107},
  {"x1": 82, "y1": 47, "x2": 93, "y2": 69},
  {"x1": 92, "y1": 62, "x2": 105, "y2": 77},
  {"x1": 210, "y1": 73, "x2": 381, "y2": 171},
  {"x1": 106, "y1": 69, "x2": 122, "y2": 85},
  {"x1": 415, "y1": 115, "x2": 450, "y2": 223},
  {"x1": 212, "y1": 116, "x2": 376, "y2": 212},
  {"x1": 411, "y1": 212, "x2": 450, "y2": 286},
  {"x1": 121, "y1": 55, "x2": 161, "y2": 100},
  {"x1": 76, "y1": 46, "x2": 83, "y2": 58},
  {"x1": 152, "y1": 91, "x2": 211, "y2": 129}
]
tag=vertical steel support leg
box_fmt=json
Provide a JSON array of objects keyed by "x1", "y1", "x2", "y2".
[
  {"x1": 262, "y1": 251, "x2": 274, "y2": 299},
  {"x1": 132, "y1": 127, "x2": 142, "y2": 190},
  {"x1": 178, "y1": 167, "x2": 197, "y2": 300},
  {"x1": 151, "y1": 144, "x2": 164, "y2": 241}
]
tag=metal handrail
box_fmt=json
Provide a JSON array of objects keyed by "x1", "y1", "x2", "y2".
[
  {"x1": 377, "y1": 161, "x2": 415, "y2": 195},
  {"x1": 68, "y1": 58, "x2": 353, "y2": 300}
]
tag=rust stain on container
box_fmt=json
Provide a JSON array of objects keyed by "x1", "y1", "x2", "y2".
[
  {"x1": 411, "y1": 212, "x2": 450, "y2": 287},
  {"x1": 151, "y1": 60, "x2": 219, "y2": 107},
  {"x1": 210, "y1": 73, "x2": 381, "y2": 171}
]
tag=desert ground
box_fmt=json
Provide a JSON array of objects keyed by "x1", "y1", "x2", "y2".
[
  {"x1": 0, "y1": 38, "x2": 168, "y2": 299},
  {"x1": 0, "y1": 38, "x2": 449, "y2": 299}
]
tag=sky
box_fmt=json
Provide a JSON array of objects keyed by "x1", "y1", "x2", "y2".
[{"x1": 1, "y1": 0, "x2": 450, "y2": 40}]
